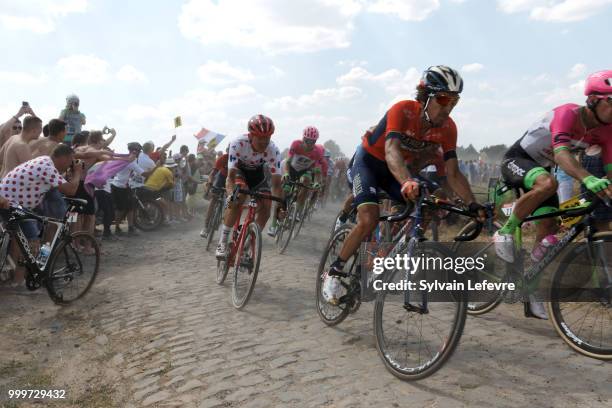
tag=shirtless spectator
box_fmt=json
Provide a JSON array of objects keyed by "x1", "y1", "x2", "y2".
[
  {"x1": 30, "y1": 119, "x2": 66, "y2": 158},
  {"x1": 72, "y1": 131, "x2": 117, "y2": 253},
  {"x1": 0, "y1": 144, "x2": 81, "y2": 287},
  {"x1": 0, "y1": 103, "x2": 36, "y2": 146},
  {"x1": 0, "y1": 115, "x2": 42, "y2": 178}
]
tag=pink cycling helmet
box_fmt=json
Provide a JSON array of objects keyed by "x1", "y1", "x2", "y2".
[
  {"x1": 584, "y1": 70, "x2": 612, "y2": 96},
  {"x1": 302, "y1": 126, "x2": 319, "y2": 141}
]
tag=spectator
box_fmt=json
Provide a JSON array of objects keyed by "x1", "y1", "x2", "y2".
[
  {"x1": 58, "y1": 94, "x2": 86, "y2": 146},
  {"x1": 143, "y1": 153, "x2": 175, "y2": 223},
  {"x1": 0, "y1": 115, "x2": 42, "y2": 178},
  {"x1": 0, "y1": 103, "x2": 35, "y2": 146},
  {"x1": 110, "y1": 143, "x2": 154, "y2": 235},
  {"x1": 144, "y1": 135, "x2": 176, "y2": 163},
  {"x1": 30, "y1": 119, "x2": 66, "y2": 158},
  {"x1": 0, "y1": 144, "x2": 81, "y2": 287},
  {"x1": 184, "y1": 154, "x2": 201, "y2": 216}
]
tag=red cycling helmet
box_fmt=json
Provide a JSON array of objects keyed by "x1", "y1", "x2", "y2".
[
  {"x1": 584, "y1": 70, "x2": 612, "y2": 96},
  {"x1": 248, "y1": 114, "x2": 275, "y2": 138},
  {"x1": 302, "y1": 126, "x2": 319, "y2": 141}
]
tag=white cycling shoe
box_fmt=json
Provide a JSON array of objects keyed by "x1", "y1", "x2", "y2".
[
  {"x1": 215, "y1": 242, "x2": 227, "y2": 259},
  {"x1": 322, "y1": 274, "x2": 344, "y2": 306},
  {"x1": 200, "y1": 228, "x2": 208, "y2": 238},
  {"x1": 493, "y1": 231, "x2": 515, "y2": 263},
  {"x1": 267, "y1": 225, "x2": 277, "y2": 237},
  {"x1": 525, "y1": 295, "x2": 548, "y2": 320},
  {"x1": 334, "y1": 217, "x2": 345, "y2": 231}
]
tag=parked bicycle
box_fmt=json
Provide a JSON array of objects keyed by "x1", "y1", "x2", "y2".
[{"x1": 0, "y1": 198, "x2": 100, "y2": 304}]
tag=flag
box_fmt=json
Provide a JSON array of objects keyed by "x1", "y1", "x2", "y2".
[
  {"x1": 174, "y1": 116, "x2": 182, "y2": 128},
  {"x1": 84, "y1": 156, "x2": 132, "y2": 196},
  {"x1": 195, "y1": 128, "x2": 225, "y2": 150}
]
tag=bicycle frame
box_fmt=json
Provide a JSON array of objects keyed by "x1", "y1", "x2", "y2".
[{"x1": 227, "y1": 198, "x2": 258, "y2": 269}]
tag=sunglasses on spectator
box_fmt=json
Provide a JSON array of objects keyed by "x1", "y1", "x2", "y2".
[
  {"x1": 12, "y1": 125, "x2": 22, "y2": 131},
  {"x1": 433, "y1": 93, "x2": 460, "y2": 107}
]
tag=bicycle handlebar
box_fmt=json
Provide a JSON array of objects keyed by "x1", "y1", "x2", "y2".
[{"x1": 229, "y1": 185, "x2": 284, "y2": 204}]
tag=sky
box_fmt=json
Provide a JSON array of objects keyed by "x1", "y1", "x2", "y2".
[{"x1": 0, "y1": 0, "x2": 611, "y2": 156}]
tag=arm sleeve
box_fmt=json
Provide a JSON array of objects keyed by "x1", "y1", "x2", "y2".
[
  {"x1": 441, "y1": 119, "x2": 458, "y2": 158},
  {"x1": 41, "y1": 161, "x2": 66, "y2": 188},
  {"x1": 227, "y1": 140, "x2": 239, "y2": 171}
]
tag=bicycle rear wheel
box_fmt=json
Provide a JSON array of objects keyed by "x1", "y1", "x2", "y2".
[
  {"x1": 373, "y1": 241, "x2": 467, "y2": 380},
  {"x1": 548, "y1": 231, "x2": 612, "y2": 360},
  {"x1": 232, "y1": 222, "x2": 262, "y2": 309},
  {"x1": 46, "y1": 232, "x2": 100, "y2": 305},
  {"x1": 316, "y1": 224, "x2": 359, "y2": 326},
  {"x1": 293, "y1": 205, "x2": 307, "y2": 239}
]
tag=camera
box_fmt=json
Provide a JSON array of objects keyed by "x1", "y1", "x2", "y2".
[{"x1": 22, "y1": 101, "x2": 29, "y2": 107}]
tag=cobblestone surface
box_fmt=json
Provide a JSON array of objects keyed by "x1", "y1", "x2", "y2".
[{"x1": 0, "y1": 208, "x2": 610, "y2": 407}]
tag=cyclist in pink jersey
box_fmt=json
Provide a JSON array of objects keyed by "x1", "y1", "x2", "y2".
[
  {"x1": 267, "y1": 126, "x2": 324, "y2": 236},
  {"x1": 494, "y1": 70, "x2": 612, "y2": 319}
]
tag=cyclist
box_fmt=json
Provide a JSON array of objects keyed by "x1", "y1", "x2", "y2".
[
  {"x1": 322, "y1": 65, "x2": 487, "y2": 305},
  {"x1": 201, "y1": 146, "x2": 229, "y2": 238},
  {"x1": 493, "y1": 70, "x2": 612, "y2": 318},
  {"x1": 267, "y1": 126, "x2": 324, "y2": 237},
  {"x1": 215, "y1": 115, "x2": 283, "y2": 258}
]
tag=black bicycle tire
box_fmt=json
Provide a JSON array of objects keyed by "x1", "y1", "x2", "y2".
[
  {"x1": 277, "y1": 201, "x2": 297, "y2": 254},
  {"x1": 548, "y1": 231, "x2": 612, "y2": 360},
  {"x1": 134, "y1": 200, "x2": 163, "y2": 231},
  {"x1": 45, "y1": 232, "x2": 100, "y2": 305},
  {"x1": 373, "y1": 241, "x2": 468, "y2": 381},
  {"x1": 315, "y1": 224, "x2": 354, "y2": 326},
  {"x1": 206, "y1": 199, "x2": 221, "y2": 251},
  {"x1": 232, "y1": 222, "x2": 262, "y2": 309},
  {"x1": 0, "y1": 230, "x2": 11, "y2": 276}
]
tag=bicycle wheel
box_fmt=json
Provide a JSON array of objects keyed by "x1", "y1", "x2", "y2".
[
  {"x1": 45, "y1": 232, "x2": 100, "y2": 305},
  {"x1": 216, "y1": 241, "x2": 232, "y2": 285},
  {"x1": 206, "y1": 199, "x2": 222, "y2": 251},
  {"x1": 0, "y1": 229, "x2": 11, "y2": 277},
  {"x1": 452, "y1": 219, "x2": 508, "y2": 315},
  {"x1": 373, "y1": 241, "x2": 467, "y2": 380},
  {"x1": 276, "y1": 201, "x2": 297, "y2": 254},
  {"x1": 134, "y1": 200, "x2": 163, "y2": 231},
  {"x1": 316, "y1": 224, "x2": 359, "y2": 326},
  {"x1": 293, "y1": 205, "x2": 307, "y2": 239},
  {"x1": 232, "y1": 222, "x2": 262, "y2": 309},
  {"x1": 548, "y1": 231, "x2": 612, "y2": 360}
]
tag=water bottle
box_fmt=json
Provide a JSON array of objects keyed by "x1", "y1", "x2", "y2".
[{"x1": 38, "y1": 243, "x2": 52, "y2": 266}]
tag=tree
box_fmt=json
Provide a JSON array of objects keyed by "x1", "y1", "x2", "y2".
[
  {"x1": 322, "y1": 139, "x2": 344, "y2": 159},
  {"x1": 480, "y1": 144, "x2": 508, "y2": 163},
  {"x1": 457, "y1": 144, "x2": 479, "y2": 161}
]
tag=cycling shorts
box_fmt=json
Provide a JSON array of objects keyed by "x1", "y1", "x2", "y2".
[
  {"x1": 501, "y1": 142, "x2": 559, "y2": 210},
  {"x1": 234, "y1": 166, "x2": 271, "y2": 193},
  {"x1": 350, "y1": 146, "x2": 404, "y2": 207}
]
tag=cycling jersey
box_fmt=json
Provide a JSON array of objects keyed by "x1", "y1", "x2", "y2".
[
  {"x1": 518, "y1": 103, "x2": 612, "y2": 170},
  {"x1": 287, "y1": 140, "x2": 324, "y2": 173},
  {"x1": 227, "y1": 135, "x2": 281, "y2": 174},
  {"x1": 362, "y1": 100, "x2": 457, "y2": 162},
  {"x1": 214, "y1": 153, "x2": 229, "y2": 177}
]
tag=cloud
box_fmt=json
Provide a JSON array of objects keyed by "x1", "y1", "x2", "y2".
[
  {"x1": 266, "y1": 86, "x2": 362, "y2": 111},
  {"x1": 540, "y1": 80, "x2": 585, "y2": 104},
  {"x1": 367, "y1": 0, "x2": 441, "y2": 21},
  {"x1": 337, "y1": 66, "x2": 420, "y2": 94},
  {"x1": 116, "y1": 65, "x2": 148, "y2": 83},
  {"x1": 197, "y1": 61, "x2": 255, "y2": 85},
  {"x1": 56, "y1": 54, "x2": 110, "y2": 84},
  {"x1": 0, "y1": 0, "x2": 87, "y2": 33},
  {"x1": 0, "y1": 70, "x2": 48, "y2": 85},
  {"x1": 178, "y1": 0, "x2": 363, "y2": 54},
  {"x1": 568, "y1": 63, "x2": 587, "y2": 79},
  {"x1": 497, "y1": 0, "x2": 612, "y2": 22},
  {"x1": 461, "y1": 63, "x2": 484, "y2": 73}
]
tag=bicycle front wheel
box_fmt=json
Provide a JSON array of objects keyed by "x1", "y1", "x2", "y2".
[
  {"x1": 373, "y1": 241, "x2": 467, "y2": 380},
  {"x1": 134, "y1": 200, "x2": 163, "y2": 231},
  {"x1": 232, "y1": 222, "x2": 262, "y2": 309},
  {"x1": 276, "y1": 201, "x2": 297, "y2": 254},
  {"x1": 46, "y1": 232, "x2": 100, "y2": 305},
  {"x1": 548, "y1": 231, "x2": 612, "y2": 360},
  {"x1": 206, "y1": 199, "x2": 222, "y2": 251}
]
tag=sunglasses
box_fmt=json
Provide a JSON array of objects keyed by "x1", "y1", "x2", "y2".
[
  {"x1": 433, "y1": 93, "x2": 460, "y2": 107},
  {"x1": 12, "y1": 126, "x2": 22, "y2": 131},
  {"x1": 303, "y1": 139, "x2": 315, "y2": 145}
]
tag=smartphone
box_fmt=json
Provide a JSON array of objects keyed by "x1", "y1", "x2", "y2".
[{"x1": 22, "y1": 101, "x2": 29, "y2": 107}]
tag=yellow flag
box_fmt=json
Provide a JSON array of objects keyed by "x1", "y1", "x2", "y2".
[{"x1": 174, "y1": 116, "x2": 182, "y2": 128}]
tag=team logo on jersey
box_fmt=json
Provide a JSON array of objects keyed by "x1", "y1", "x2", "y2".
[
  {"x1": 506, "y1": 160, "x2": 525, "y2": 177},
  {"x1": 399, "y1": 134, "x2": 437, "y2": 151}
]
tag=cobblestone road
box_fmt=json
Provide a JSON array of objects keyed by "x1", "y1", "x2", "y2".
[{"x1": 0, "y1": 208, "x2": 610, "y2": 407}]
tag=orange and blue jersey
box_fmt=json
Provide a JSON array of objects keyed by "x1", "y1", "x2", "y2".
[{"x1": 361, "y1": 100, "x2": 457, "y2": 162}]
